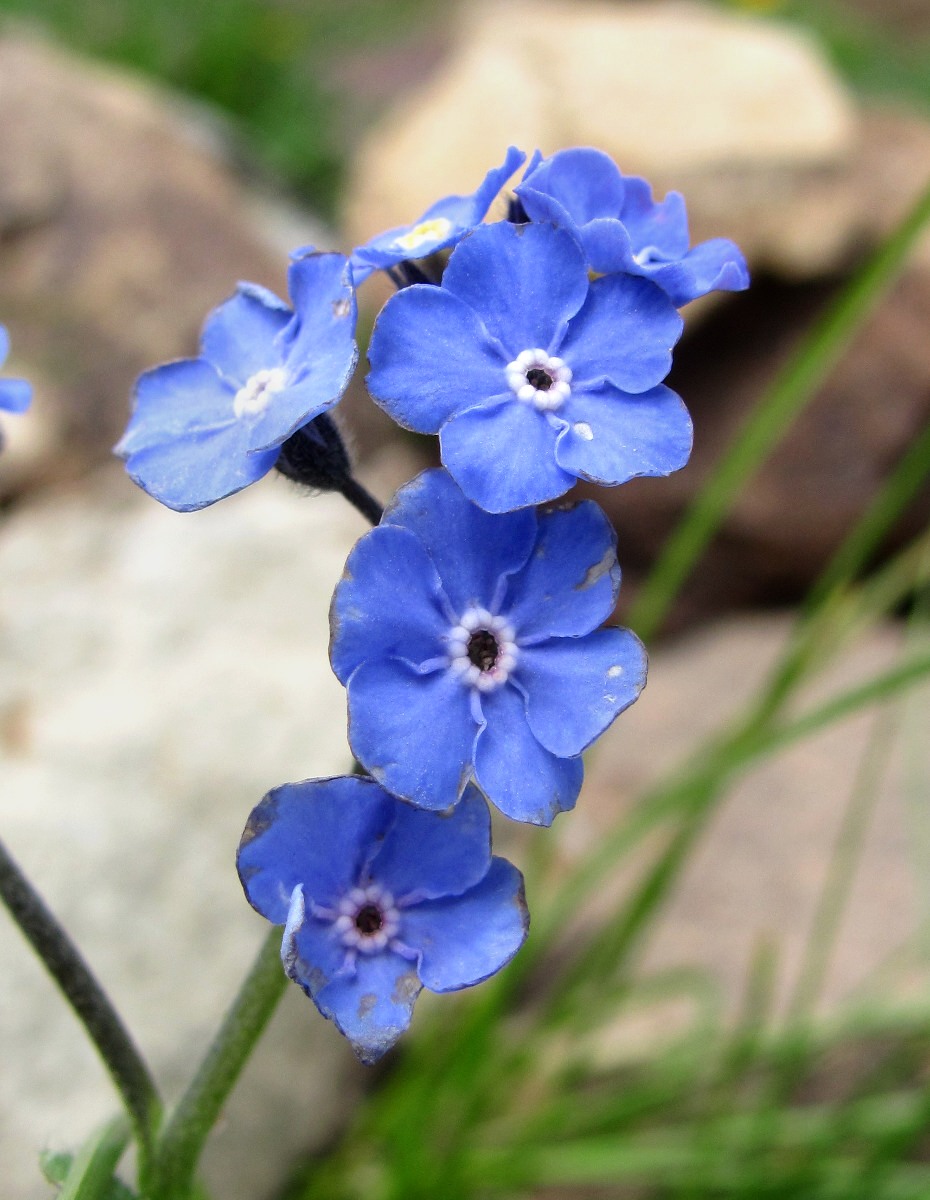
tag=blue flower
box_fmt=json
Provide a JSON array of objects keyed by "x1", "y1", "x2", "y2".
[
  {"x1": 237, "y1": 774, "x2": 527, "y2": 1063},
  {"x1": 366, "y1": 220, "x2": 690, "y2": 513},
  {"x1": 0, "y1": 325, "x2": 32, "y2": 416},
  {"x1": 330, "y1": 469, "x2": 647, "y2": 826},
  {"x1": 348, "y1": 146, "x2": 525, "y2": 285},
  {"x1": 515, "y1": 147, "x2": 749, "y2": 307},
  {"x1": 115, "y1": 252, "x2": 358, "y2": 511}
]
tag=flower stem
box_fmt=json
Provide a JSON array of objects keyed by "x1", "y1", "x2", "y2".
[
  {"x1": 152, "y1": 925, "x2": 288, "y2": 1199},
  {"x1": 0, "y1": 838, "x2": 160, "y2": 1169},
  {"x1": 337, "y1": 474, "x2": 384, "y2": 525}
]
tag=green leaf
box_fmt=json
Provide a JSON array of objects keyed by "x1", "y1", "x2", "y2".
[{"x1": 39, "y1": 1118, "x2": 135, "y2": 1200}]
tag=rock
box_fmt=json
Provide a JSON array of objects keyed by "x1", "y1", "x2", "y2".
[
  {"x1": 0, "y1": 33, "x2": 320, "y2": 501},
  {"x1": 344, "y1": 0, "x2": 861, "y2": 282},
  {"x1": 0, "y1": 465, "x2": 373, "y2": 1200}
]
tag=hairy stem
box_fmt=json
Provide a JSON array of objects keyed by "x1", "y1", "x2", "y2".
[{"x1": 0, "y1": 838, "x2": 160, "y2": 1169}]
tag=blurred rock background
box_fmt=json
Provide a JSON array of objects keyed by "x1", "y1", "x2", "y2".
[{"x1": 1, "y1": 1, "x2": 929, "y2": 1196}]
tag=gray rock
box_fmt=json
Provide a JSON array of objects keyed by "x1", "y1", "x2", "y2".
[{"x1": 0, "y1": 466, "x2": 373, "y2": 1199}]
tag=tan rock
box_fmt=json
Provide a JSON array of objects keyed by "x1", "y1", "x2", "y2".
[{"x1": 344, "y1": 0, "x2": 860, "y2": 279}]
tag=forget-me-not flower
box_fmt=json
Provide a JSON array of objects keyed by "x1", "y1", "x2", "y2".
[
  {"x1": 366, "y1": 220, "x2": 690, "y2": 513},
  {"x1": 515, "y1": 147, "x2": 749, "y2": 307},
  {"x1": 349, "y1": 147, "x2": 525, "y2": 286},
  {"x1": 238, "y1": 774, "x2": 527, "y2": 1063},
  {"x1": 330, "y1": 469, "x2": 647, "y2": 826},
  {"x1": 115, "y1": 251, "x2": 358, "y2": 511},
  {"x1": 0, "y1": 325, "x2": 32, "y2": 417}
]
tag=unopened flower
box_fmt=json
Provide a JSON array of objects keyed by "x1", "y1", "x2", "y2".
[
  {"x1": 237, "y1": 775, "x2": 527, "y2": 1063},
  {"x1": 330, "y1": 469, "x2": 647, "y2": 825},
  {"x1": 366, "y1": 220, "x2": 690, "y2": 512},
  {"x1": 0, "y1": 325, "x2": 31, "y2": 416},
  {"x1": 349, "y1": 146, "x2": 525, "y2": 285},
  {"x1": 515, "y1": 147, "x2": 749, "y2": 307},
  {"x1": 115, "y1": 252, "x2": 357, "y2": 511}
]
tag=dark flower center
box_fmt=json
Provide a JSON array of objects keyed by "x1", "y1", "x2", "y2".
[
  {"x1": 355, "y1": 904, "x2": 384, "y2": 935},
  {"x1": 467, "y1": 629, "x2": 500, "y2": 672},
  {"x1": 526, "y1": 367, "x2": 553, "y2": 391}
]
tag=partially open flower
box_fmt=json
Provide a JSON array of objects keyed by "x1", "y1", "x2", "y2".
[{"x1": 115, "y1": 252, "x2": 357, "y2": 511}]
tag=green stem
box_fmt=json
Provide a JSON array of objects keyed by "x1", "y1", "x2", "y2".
[
  {"x1": 153, "y1": 925, "x2": 288, "y2": 1199},
  {"x1": 629, "y1": 175, "x2": 930, "y2": 642},
  {"x1": 57, "y1": 1116, "x2": 132, "y2": 1200},
  {"x1": 0, "y1": 838, "x2": 160, "y2": 1171}
]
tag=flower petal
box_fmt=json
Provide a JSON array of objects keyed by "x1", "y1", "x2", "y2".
[
  {"x1": 200, "y1": 283, "x2": 291, "y2": 389},
  {"x1": 555, "y1": 383, "x2": 692, "y2": 486},
  {"x1": 648, "y1": 237, "x2": 750, "y2": 307},
  {"x1": 330, "y1": 524, "x2": 450, "y2": 684},
  {"x1": 0, "y1": 377, "x2": 32, "y2": 414},
  {"x1": 403, "y1": 857, "x2": 528, "y2": 992},
  {"x1": 559, "y1": 274, "x2": 682, "y2": 395},
  {"x1": 367, "y1": 287, "x2": 507, "y2": 433},
  {"x1": 474, "y1": 684, "x2": 582, "y2": 825},
  {"x1": 371, "y1": 786, "x2": 492, "y2": 902},
  {"x1": 237, "y1": 776, "x2": 394, "y2": 923},
  {"x1": 442, "y1": 221, "x2": 589, "y2": 354},
  {"x1": 505, "y1": 501, "x2": 619, "y2": 640},
  {"x1": 383, "y1": 470, "x2": 537, "y2": 613},
  {"x1": 517, "y1": 627, "x2": 647, "y2": 758},
  {"x1": 347, "y1": 657, "x2": 479, "y2": 811},
  {"x1": 517, "y1": 146, "x2": 627, "y2": 228},
  {"x1": 349, "y1": 146, "x2": 525, "y2": 284},
  {"x1": 116, "y1": 359, "x2": 237, "y2": 456},
  {"x1": 440, "y1": 398, "x2": 573, "y2": 513},
  {"x1": 313, "y1": 949, "x2": 421, "y2": 1064}
]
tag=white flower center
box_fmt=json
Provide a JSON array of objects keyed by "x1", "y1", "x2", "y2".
[
  {"x1": 333, "y1": 883, "x2": 400, "y2": 954},
  {"x1": 393, "y1": 217, "x2": 454, "y2": 254},
  {"x1": 505, "y1": 349, "x2": 572, "y2": 412},
  {"x1": 233, "y1": 366, "x2": 289, "y2": 419},
  {"x1": 447, "y1": 607, "x2": 518, "y2": 693}
]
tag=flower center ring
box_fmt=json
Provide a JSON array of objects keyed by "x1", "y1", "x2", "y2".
[
  {"x1": 505, "y1": 349, "x2": 572, "y2": 412},
  {"x1": 447, "y1": 607, "x2": 518, "y2": 692}
]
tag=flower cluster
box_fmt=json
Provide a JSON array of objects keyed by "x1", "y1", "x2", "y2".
[{"x1": 118, "y1": 146, "x2": 747, "y2": 1060}]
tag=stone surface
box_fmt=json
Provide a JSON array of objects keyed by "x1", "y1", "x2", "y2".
[
  {"x1": 0, "y1": 33, "x2": 322, "y2": 500},
  {"x1": 344, "y1": 0, "x2": 861, "y2": 282},
  {"x1": 0, "y1": 466, "x2": 371, "y2": 1200}
]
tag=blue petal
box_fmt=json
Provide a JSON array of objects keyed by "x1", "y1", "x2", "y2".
[
  {"x1": 350, "y1": 146, "x2": 525, "y2": 283},
  {"x1": 313, "y1": 949, "x2": 421, "y2": 1064},
  {"x1": 237, "y1": 776, "x2": 394, "y2": 924},
  {"x1": 330, "y1": 524, "x2": 451, "y2": 684},
  {"x1": 200, "y1": 284, "x2": 291, "y2": 389},
  {"x1": 403, "y1": 858, "x2": 528, "y2": 992},
  {"x1": 347, "y1": 657, "x2": 479, "y2": 811},
  {"x1": 517, "y1": 627, "x2": 647, "y2": 758},
  {"x1": 0, "y1": 376, "x2": 32, "y2": 414},
  {"x1": 578, "y1": 216, "x2": 638, "y2": 275},
  {"x1": 617, "y1": 178, "x2": 690, "y2": 259},
  {"x1": 371, "y1": 786, "x2": 491, "y2": 902},
  {"x1": 555, "y1": 383, "x2": 693, "y2": 486},
  {"x1": 280, "y1": 251, "x2": 358, "y2": 382},
  {"x1": 439, "y1": 397, "x2": 574, "y2": 512},
  {"x1": 504, "y1": 501, "x2": 619, "y2": 640},
  {"x1": 383, "y1": 470, "x2": 537, "y2": 614},
  {"x1": 120, "y1": 419, "x2": 277, "y2": 511},
  {"x1": 116, "y1": 358, "x2": 238, "y2": 455},
  {"x1": 517, "y1": 146, "x2": 626, "y2": 228},
  {"x1": 367, "y1": 287, "x2": 507, "y2": 433},
  {"x1": 473, "y1": 684, "x2": 582, "y2": 825},
  {"x1": 286, "y1": 909, "x2": 352, "y2": 992},
  {"x1": 559, "y1": 274, "x2": 682, "y2": 395},
  {"x1": 243, "y1": 371, "x2": 350, "y2": 455},
  {"x1": 442, "y1": 221, "x2": 589, "y2": 355},
  {"x1": 649, "y1": 237, "x2": 750, "y2": 307}
]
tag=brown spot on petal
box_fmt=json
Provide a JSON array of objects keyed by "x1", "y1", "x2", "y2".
[{"x1": 575, "y1": 547, "x2": 614, "y2": 590}]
